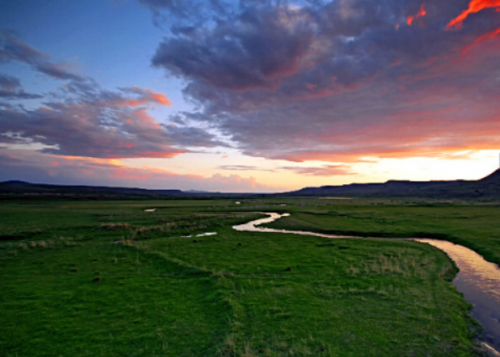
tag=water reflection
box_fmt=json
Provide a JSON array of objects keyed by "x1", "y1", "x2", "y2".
[
  {"x1": 182, "y1": 232, "x2": 218, "y2": 238},
  {"x1": 234, "y1": 212, "x2": 500, "y2": 354},
  {"x1": 196, "y1": 232, "x2": 217, "y2": 237},
  {"x1": 414, "y1": 239, "x2": 500, "y2": 351},
  {"x1": 233, "y1": 212, "x2": 354, "y2": 238}
]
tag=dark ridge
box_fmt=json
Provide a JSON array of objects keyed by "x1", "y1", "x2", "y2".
[
  {"x1": 479, "y1": 169, "x2": 500, "y2": 183},
  {"x1": 0, "y1": 181, "x2": 259, "y2": 200},
  {"x1": 1, "y1": 169, "x2": 499, "y2": 200},
  {"x1": 1, "y1": 180, "x2": 30, "y2": 185},
  {"x1": 281, "y1": 169, "x2": 500, "y2": 199}
]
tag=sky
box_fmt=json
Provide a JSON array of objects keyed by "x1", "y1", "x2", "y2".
[{"x1": 0, "y1": 0, "x2": 499, "y2": 192}]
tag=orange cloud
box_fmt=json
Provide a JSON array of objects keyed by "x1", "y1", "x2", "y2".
[
  {"x1": 461, "y1": 27, "x2": 500, "y2": 54},
  {"x1": 148, "y1": 92, "x2": 172, "y2": 106},
  {"x1": 446, "y1": 0, "x2": 500, "y2": 30},
  {"x1": 134, "y1": 109, "x2": 162, "y2": 128},
  {"x1": 116, "y1": 87, "x2": 172, "y2": 107},
  {"x1": 407, "y1": 4, "x2": 426, "y2": 26}
]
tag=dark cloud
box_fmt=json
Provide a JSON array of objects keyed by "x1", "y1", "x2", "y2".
[
  {"x1": 0, "y1": 73, "x2": 20, "y2": 90},
  {"x1": 138, "y1": 0, "x2": 236, "y2": 29},
  {"x1": 34, "y1": 62, "x2": 83, "y2": 81},
  {"x1": 0, "y1": 73, "x2": 43, "y2": 99},
  {"x1": 0, "y1": 30, "x2": 85, "y2": 82},
  {"x1": 0, "y1": 89, "x2": 42, "y2": 100},
  {"x1": 150, "y1": 0, "x2": 500, "y2": 162},
  {"x1": 153, "y1": 5, "x2": 316, "y2": 91}
]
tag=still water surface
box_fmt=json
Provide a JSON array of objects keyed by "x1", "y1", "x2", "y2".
[{"x1": 233, "y1": 212, "x2": 500, "y2": 354}]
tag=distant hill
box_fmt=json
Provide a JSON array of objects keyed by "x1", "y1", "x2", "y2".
[
  {"x1": 0, "y1": 181, "x2": 185, "y2": 199},
  {"x1": 478, "y1": 168, "x2": 500, "y2": 184},
  {"x1": 2, "y1": 169, "x2": 499, "y2": 200},
  {"x1": 282, "y1": 169, "x2": 500, "y2": 199},
  {"x1": 0, "y1": 181, "x2": 257, "y2": 199}
]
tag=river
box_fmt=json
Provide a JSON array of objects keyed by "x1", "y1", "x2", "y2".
[{"x1": 233, "y1": 212, "x2": 500, "y2": 355}]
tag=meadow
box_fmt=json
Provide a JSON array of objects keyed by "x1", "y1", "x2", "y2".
[{"x1": 1, "y1": 198, "x2": 498, "y2": 356}]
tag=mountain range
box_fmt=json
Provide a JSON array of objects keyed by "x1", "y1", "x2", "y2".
[
  {"x1": 1, "y1": 169, "x2": 499, "y2": 200},
  {"x1": 283, "y1": 169, "x2": 500, "y2": 199}
]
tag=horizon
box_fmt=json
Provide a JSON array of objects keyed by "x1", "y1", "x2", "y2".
[
  {"x1": 1, "y1": 0, "x2": 500, "y2": 192},
  {"x1": 2, "y1": 166, "x2": 498, "y2": 193}
]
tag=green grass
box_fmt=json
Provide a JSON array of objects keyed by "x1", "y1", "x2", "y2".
[
  {"x1": 263, "y1": 199, "x2": 500, "y2": 266},
  {"x1": 144, "y1": 228, "x2": 477, "y2": 356},
  {"x1": 0, "y1": 242, "x2": 229, "y2": 356},
  {"x1": 0, "y1": 198, "x2": 495, "y2": 356}
]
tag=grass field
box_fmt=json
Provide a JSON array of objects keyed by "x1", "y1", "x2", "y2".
[
  {"x1": 0, "y1": 198, "x2": 496, "y2": 356},
  {"x1": 263, "y1": 198, "x2": 500, "y2": 266}
]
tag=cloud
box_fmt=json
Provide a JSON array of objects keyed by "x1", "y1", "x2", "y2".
[
  {"x1": 0, "y1": 35, "x2": 224, "y2": 159},
  {"x1": 460, "y1": 27, "x2": 500, "y2": 54},
  {"x1": 0, "y1": 73, "x2": 42, "y2": 99},
  {"x1": 152, "y1": 5, "x2": 316, "y2": 91},
  {"x1": 0, "y1": 89, "x2": 43, "y2": 100},
  {"x1": 279, "y1": 165, "x2": 356, "y2": 176},
  {"x1": 119, "y1": 86, "x2": 172, "y2": 106},
  {"x1": 0, "y1": 73, "x2": 20, "y2": 90},
  {"x1": 0, "y1": 86, "x2": 223, "y2": 158},
  {"x1": 407, "y1": 3, "x2": 426, "y2": 26},
  {"x1": 0, "y1": 30, "x2": 85, "y2": 81},
  {"x1": 149, "y1": 0, "x2": 500, "y2": 164},
  {"x1": 446, "y1": 0, "x2": 500, "y2": 30},
  {"x1": 0, "y1": 149, "x2": 278, "y2": 192},
  {"x1": 218, "y1": 164, "x2": 275, "y2": 172}
]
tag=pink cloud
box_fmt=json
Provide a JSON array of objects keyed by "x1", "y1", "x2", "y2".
[{"x1": 280, "y1": 165, "x2": 356, "y2": 176}]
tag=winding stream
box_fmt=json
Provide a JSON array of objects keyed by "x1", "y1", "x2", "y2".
[{"x1": 233, "y1": 212, "x2": 500, "y2": 355}]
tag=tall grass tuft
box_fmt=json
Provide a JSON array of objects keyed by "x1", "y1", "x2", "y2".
[{"x1": 100, "y1": 223, "x2": 130, "y2": 230}]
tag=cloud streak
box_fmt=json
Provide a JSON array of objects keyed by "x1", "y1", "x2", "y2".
[
  {"x1": 0, "y1": 73, "x2": 42, "y2": 99},
  {"x1": 218, "y1": 165, "x2": 275, "y2": 172},
  {"x1": 279, "y1": 165, "x2": 356, "y2": 176},
  {"x1": 1, "y1": 30, "x2": 85, "y2": 81},
  {"x1": 446, "y1": 0, "x2": 500, "y2": 29}
]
